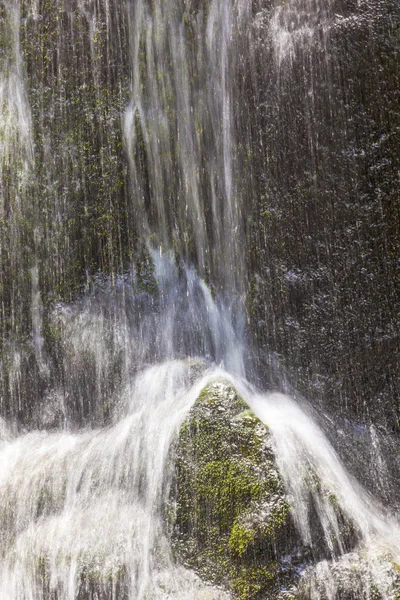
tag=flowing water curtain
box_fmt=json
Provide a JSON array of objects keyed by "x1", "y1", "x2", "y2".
[
  {"x1": 249, "y1": 0, "x2": 400, "y2": 429},
  {"x1": 124, "y1": 0, "x2": 250, "y2": 296},
  {"x1": 19, "y1": 0, "x2": 131, "y2": 294},
  {"x1": 0, "y1": 0, "x2": 132, "y2": 424},
  {"x1": 269, "y1": 0, "x2": 338, "y2": 192},
  {"x1": 0, "y1": 0, "x2": 37, "y2": 415},
  {"x1": 0, "y1": 0, "x2": 252, "y2": 428}
]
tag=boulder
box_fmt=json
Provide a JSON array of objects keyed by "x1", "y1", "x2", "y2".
[{"x1": 169, "y1": 380, "x2": 303, "y2": 599}]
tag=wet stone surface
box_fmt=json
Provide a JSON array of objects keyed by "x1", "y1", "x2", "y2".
[{"x1": 168, "y1": 380, "x2": 303, "y2": 599}]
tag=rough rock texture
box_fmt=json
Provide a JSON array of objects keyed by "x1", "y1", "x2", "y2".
[
  {"x1": 298, "y1": 552, "x2": 400, "y2": 600},
  {"x1": 169, "y1": 380, "x2": 302, "y2": 600},
  {"x1": 245, "y1": 0, "x2": 400, "y2": 432}
]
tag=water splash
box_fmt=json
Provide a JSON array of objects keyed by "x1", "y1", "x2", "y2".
[
  {"x1": 235, "y1": 386, "x2": 400, "y2": 598},
  {"x1": 0, "y1": 356, "x2": 231, "y2": 599},
  {"x1": 0, "y1": 253, "x2": 400, "y2": 597},
  {"x1": 270, "y1": 0, "x2": 333, "y2": 65},
  {"x1": 49, "y1": 252, "x2": 245, "y2": 427}
]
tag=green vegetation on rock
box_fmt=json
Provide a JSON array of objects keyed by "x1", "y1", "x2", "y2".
[{"x1": 169, "y1": 380, "x2": 299, "y2": 599}]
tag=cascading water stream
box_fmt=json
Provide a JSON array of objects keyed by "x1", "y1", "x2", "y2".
[
  {"x1": 0, "y1": 0, "x2": 399, "y2": 598},
  {"x1": 123, "y1": 0, "x2": 247, "y2": 295},
  {"x1": 0, "y1": 359, "x2": 231, "y2": 599}
]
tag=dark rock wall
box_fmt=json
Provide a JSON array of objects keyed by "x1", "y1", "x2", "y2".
[{"x1": 243, "y1": 0, "x2": 400, "y2": 429}]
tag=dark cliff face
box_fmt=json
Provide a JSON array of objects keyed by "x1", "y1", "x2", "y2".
[
  {"x1": 0, "y1": 0, "x2": 399, "y2": 433},
  {"x1": 241, "y1": 0, "x2": 400, "y2": 430}
]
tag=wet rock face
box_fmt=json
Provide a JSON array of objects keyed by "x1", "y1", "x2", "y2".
[
  {"x1": 245, "y1": 0, "x2": 400, "y2": 430},
  {"x1": 169, "y1": 380, "x2": 302, "y2": 599},
  {"x1": 297, "y1": 552, "x2": 400, "y2": 600}
]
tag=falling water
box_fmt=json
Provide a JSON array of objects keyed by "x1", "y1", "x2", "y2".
[
  {"x1": 0, "y1": 0, "x2": 399, "y2": 598},
  {"x1": 123, "y1": 0, "x2": 248, "y2": 294}
]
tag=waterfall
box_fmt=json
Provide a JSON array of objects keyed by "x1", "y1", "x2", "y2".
[
  {"x1": 123, "y1": 0, "x2": 247, "y2": 295},
  {"x1": 0, "y1": 0, "x2": 399, "y2": 598}
]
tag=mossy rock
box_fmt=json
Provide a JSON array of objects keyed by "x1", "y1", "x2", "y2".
[{"x1": 169, "y1": 380, "x2": 302, "y2": 599}]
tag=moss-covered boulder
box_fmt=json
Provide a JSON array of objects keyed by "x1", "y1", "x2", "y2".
[{"x1": 169, "y1": 380, "x2": 303, "y2": 600}]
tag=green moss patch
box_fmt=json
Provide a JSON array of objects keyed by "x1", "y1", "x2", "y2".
[{"x1": 169, "y1": 380, "x2": 299, "y2": 599}]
